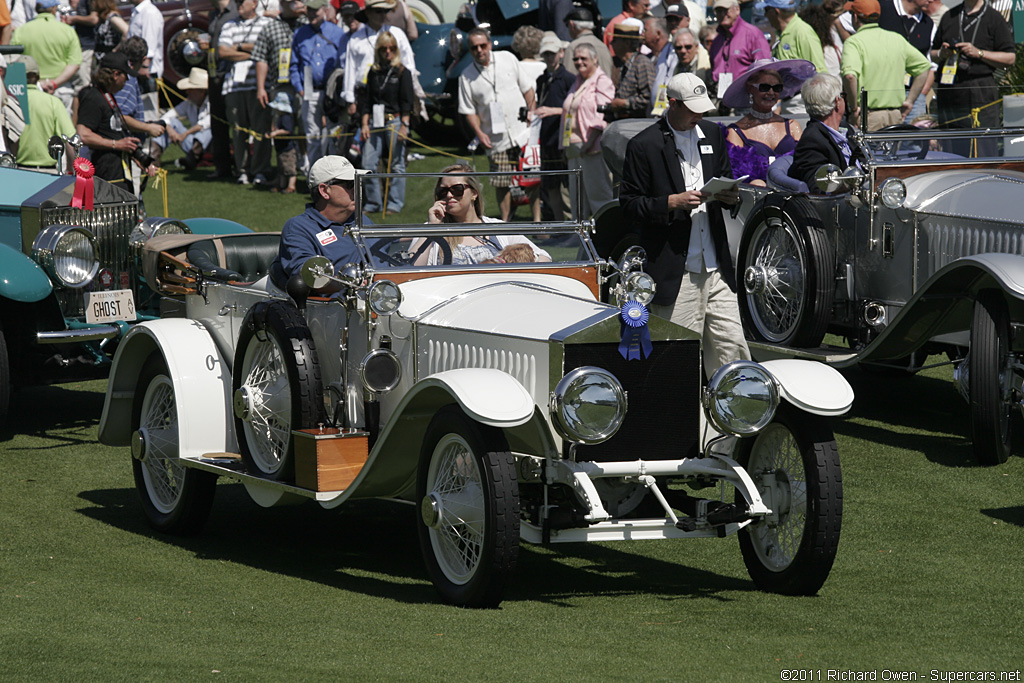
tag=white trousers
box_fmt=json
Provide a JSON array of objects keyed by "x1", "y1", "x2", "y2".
[{"x1": 650, "y1": 269, "x2": 751, "y2": 379}]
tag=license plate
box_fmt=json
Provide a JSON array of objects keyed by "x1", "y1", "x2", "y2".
[{"x1": 85, "y1": 289, "x2": 137, "y2": 324}]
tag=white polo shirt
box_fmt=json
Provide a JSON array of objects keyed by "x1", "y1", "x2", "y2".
[{"x1": 457, "y1": 50, "x2": 533, "y2": 153}]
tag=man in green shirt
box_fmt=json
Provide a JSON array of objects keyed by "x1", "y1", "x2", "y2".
[
  {"x1": 11, "y1": 0, "x2": 82, "y2": 114},
  {"x1": 759, "y1": 0, "x2": 826, "y2": 116},
  {"x1": 841, "y1": 0, "x2": 929, "y2": 130},
  {"x1": 13, "y1": 55, "x2": 76, "y2": 171}
]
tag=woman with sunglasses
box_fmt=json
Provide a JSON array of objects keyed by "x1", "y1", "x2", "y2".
[
  {"x1": 719, "y1": 59, "x2": 816, "y2": 186},
  {"x1": 416, "y1": 165, "x2": 551, "y2": 266},
  {"x1": 358, "y1": 31, "x2": 414, "y2": 213}
]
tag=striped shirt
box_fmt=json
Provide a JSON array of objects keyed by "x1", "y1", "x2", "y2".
[{"x1": 219, "y1": 15, "x2": 271, "y2": 94}]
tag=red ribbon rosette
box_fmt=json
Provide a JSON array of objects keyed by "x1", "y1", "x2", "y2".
[{"x1": 72, "y1": 158, "x2": 95, "y2": 211}]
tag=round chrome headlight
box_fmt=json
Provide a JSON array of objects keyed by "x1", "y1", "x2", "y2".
[
  {"x1": 0, "y1": 151, "x2": 16, "y2": 168},
  {"x1": 549, "y1": 366, "x2": 627, "y2": 445},
  {"x1": 360, "y1": 348, "x2": 402, "y2": 394},
  {"x1": 702, "y1": 361, "x2": 779, "y2": 436},
  {"x1": 879, "y1": 177, "x2": 907, "y2": 209},
  {"x1": 623, "y1": 270, "x2": 656, "y2": 305},
  {"x1": 367, "y1": 279, "x2": 403, "y2": 316},
  {"x1": 32, "y1": 225, "x2": 99, "y2": 288}
]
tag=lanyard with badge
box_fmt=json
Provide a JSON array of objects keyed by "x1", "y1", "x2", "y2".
[
  {"x1": 475, "y1": 59, "x2": 507, "y2": 135},
  {"x1": 716, "y1": 33, "x2": 734, "y2": 99},
  {"x1": 941, "y1": 4, "x2": 986, "y2": 85}
]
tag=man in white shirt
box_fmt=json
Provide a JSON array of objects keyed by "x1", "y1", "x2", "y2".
[
  {"x1": 219, "y1": 0, "x2": 272, "y2": 184},
  {"x1": 128, "y1": 0, "x2": 164, "y2": 81},
  {"x1": 458, "y1": 26, "x2": 536, "y2": 221}
]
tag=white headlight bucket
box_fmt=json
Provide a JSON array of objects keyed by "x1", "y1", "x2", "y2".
[
  {"x1": 879, "y1": 177, "x2": 906, "y2": 209},
  {"x1": 367, "y1": 279, "x2": 403, "y2": 316},
  {"x1": 32, "y1": 225, "x2": 99, "y2": 288},
  {"x1": 549, "y1": 366, "x2": 627, "y2": 445},
  {"x1": 702, "y1": 361, "x2": 779, "y2": 436}
]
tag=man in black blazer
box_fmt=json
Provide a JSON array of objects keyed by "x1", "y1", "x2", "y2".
[
  {"x1": 620, "y1": 72, "x2": 750, "y2": 378},
  {"x1": 788, "y1": 72, "x2": 862, "y2": 191}
]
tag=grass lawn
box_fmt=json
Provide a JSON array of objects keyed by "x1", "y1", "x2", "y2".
[{"x1": 1, "y1": 140, "x2": 1022, "y2": 681}]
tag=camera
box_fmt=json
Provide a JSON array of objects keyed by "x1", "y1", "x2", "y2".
[
  {"x1": 596, "y1": 104, "x2": 609, "y2": 113},
  {"x1": 518, "y1": 106, "x2": 529, "y2": 123}
]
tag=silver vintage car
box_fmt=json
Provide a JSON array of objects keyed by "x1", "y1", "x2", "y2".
[
  {"x1": 97, "y1": 172, "x2": 853, "y2": 607},
  {"x1": 601, "y1": 121, "x2": 1024, "y2": 468}
]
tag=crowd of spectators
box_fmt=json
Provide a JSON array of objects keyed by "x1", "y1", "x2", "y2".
[{"x1": 0, "y1": 0, "x2": 1016, "y2": 212}]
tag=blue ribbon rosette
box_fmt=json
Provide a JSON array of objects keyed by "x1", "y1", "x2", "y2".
[{"x1": 618, "y1": 301, "x2": 653, "y2": 360}]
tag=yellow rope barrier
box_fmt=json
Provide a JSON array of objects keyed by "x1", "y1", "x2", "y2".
[{"x1": 150, "y1": 167, "x2": 170, "y2": 217}]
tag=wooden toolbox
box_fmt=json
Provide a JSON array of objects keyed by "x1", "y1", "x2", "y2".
[{"x1": 292, "y1": 428, "x2": 369, "y2": 492}]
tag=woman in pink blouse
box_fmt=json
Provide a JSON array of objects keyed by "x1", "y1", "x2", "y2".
[{"x1": 535, "y1": 43, "x2": 615, "y2": 218}]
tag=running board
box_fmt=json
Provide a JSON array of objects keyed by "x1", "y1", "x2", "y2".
[
  {"x1": 749, "y1": 341, "x2": 858, "y2": 365},
  {"x1": 180, "y1": 453, "x2": 349, "y2": 502}
]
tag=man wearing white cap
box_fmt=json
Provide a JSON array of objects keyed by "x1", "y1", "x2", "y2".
[
  {"x1": 272, "y1": 155, "x2": 369, "y2": 280},
  {"x1": 620, "y1": 72, "x2": 750, "y2": 378}
]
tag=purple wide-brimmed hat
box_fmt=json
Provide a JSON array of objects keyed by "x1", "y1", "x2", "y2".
[{"x1": 721, "y1": 58, "x2": 817, "y2": 110}]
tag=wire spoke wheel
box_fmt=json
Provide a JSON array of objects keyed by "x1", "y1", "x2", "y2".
[
  {"x1": 131, "y1": 356, "x2": 216, "y2": 535},
  {"x1": 238, "y1": 334, "x2": 293, "y2": 474},
  {"x1": 736, "y1": 406, "x2": 842, "y2": 595},
  {"x1": 417, "y1": 406, "x2": 519, "y2": 608},
  {"x1": 739, "y1": 195, "x2": 834, "y2": 348},
  {"x1": 233, "y1": 301, "x2": 323, "y2": 482}
]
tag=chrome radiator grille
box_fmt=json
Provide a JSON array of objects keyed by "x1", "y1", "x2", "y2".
[
  {"x1": 42, "y1": 202, "x2": 140, "y2": 319},
  {"x1": 921, "y1": 219, "x2": 1024, "y2": 281},
  {"x1": 425, "y1": 339, "x2": 538, "y2": 396}
]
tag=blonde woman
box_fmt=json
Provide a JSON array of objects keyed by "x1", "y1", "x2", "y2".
[{"x1": 358, "y1": 31, "x2": 414, "y2": 213}]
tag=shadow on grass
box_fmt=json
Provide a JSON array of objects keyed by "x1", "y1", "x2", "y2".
[
  {"x1": 833, "y1": 367, "x2": 984, "y2": 468},
  {"x1": 0, "y1": 383, "x2": 107, "y2": 445},
  {"x1": 981, "y1": 505, "x2": 1024, "y2": 527},
  {"x1": 77, "y1": 483, "x2": 753, "y2": 608}
]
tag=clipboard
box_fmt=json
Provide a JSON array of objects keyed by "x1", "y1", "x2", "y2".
[{"x1": 699, "y1": 175, "x2": 749, "y2": 195}]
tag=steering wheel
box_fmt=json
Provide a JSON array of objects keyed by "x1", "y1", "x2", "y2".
[
  {"x1": 368, "y1": 236, "x2": 453, "y2": 267},
  {"x1": 873, "y1": 123, "x2": 929, "y2": 161}
]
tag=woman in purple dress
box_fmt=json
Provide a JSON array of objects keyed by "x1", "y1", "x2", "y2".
[{"x1": 720, "y1": 59, "x2": 816, "y2": 186}]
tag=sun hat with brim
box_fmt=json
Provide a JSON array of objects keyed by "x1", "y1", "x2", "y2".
[
  {"x1": 612, "y1": 21, "x2": 643, "y2": 40},
  {"x1": 305, "y1": 0, "x2": 328, "y2": 9},
  {"x1": 176, "y1": 67, "x2": 209, "y2": 91},
  {"x1": 269, "y1": 91, "x2": 293, "y2": 113},
  {"x1": 356, "y1": 0, "x2": 397, "y2": 20},
  {"x1": 720, "y1": 58, "x2": 816, "y2": 110}
]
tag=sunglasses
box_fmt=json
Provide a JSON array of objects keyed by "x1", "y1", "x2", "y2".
[
  {"x1": 756, "y1": 82, "x2": 785, "y2": 93},
  {"x1": 674, "y1": 43, "x2": 695, "y2": 52},
  {"x1": 436, "y1": 183, "x2": 468, "y2": 199},
  {"x1": 378, "y1": 45, "x2": 396, "y2": 52},
  {"x1": 368, "y1": 7, "x2": 389, "y2": 13}
]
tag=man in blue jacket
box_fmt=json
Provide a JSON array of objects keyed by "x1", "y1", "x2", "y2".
[{"x1": 290, "y1": 0, "x2": 344, "y2": 172}]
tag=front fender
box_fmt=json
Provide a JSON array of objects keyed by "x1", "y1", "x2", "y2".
[
  {"x1": 322, "y1": 368, "x2": 537, "y2": 505},
  {"x1": 760, "y1": 359, "x2": 854, "y2": 417},
  {"x1": 98, "y1": 319, "x2": 234, "y2": 458},
  {"x1": 0, "y1": 242, "x2": 52, "y2": 303},
  {"x1": 858, "y1": 253, "x2": 1024, "y2": 363}
]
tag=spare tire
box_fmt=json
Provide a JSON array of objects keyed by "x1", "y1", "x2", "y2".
[{"x1": 738, "y1": 193, "x2": 835, "y2": 348}]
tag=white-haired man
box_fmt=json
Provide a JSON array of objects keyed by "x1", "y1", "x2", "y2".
[
  {"x1": 620, "y1": 72, "x2": 750, "y2": 378},
  {"x1": 788, "y1": 72, "x2": 863, "y2": 190}
]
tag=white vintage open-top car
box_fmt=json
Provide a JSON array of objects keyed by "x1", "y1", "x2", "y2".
[{"x1": 98, "y1": 173, "x2": 854, "y2": 607}]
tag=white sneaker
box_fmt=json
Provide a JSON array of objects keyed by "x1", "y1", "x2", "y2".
[
  {"x1": 253, "y1": 173, "x2": 268, "y2": 186},
  {"x1": 236, "y1": 172, "x2": 249, "y2": 185}
]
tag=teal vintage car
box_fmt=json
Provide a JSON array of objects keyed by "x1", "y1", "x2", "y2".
[{"x1": 0, "y1": 159, "x2": 250, "y2": 431}]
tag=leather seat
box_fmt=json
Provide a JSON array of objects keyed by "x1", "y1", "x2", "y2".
[{"x1": 186, "y1": 233, "x2": 281, "y2": 283}]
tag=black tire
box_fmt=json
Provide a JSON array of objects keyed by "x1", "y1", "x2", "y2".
[
  {"x1": 417, "y1": 406, "x2": 519, "y2": 608},
  {"x1": 0, "y1": 324, "x2": 9, "y2": 430},
  {"x1": 233, "y1": 300, "x2": 323, "y2": 481},
  {"x1": 735, "y1": 405, "x2": 842, "y2": 595},
  {"x1": 738, "y1": 194, "x2": 835, "y2": 348},
  {"x1": 970, "y1": 293, "x2": 1013, "y2": 466},
  {"x1": 131, "y1": 356, "x2": 217, "y2": 535}
]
